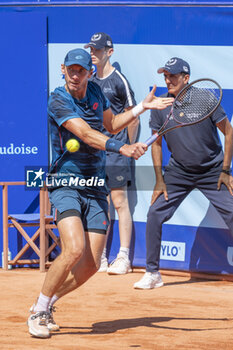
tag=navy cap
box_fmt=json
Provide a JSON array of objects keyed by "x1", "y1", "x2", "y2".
[
  {"x1": 84, "y1": 32, "x2": 113, "y2": 50},
  {"x1": 157, "y1": 57, "x2": 190, "y2": 75},
  {"x1": 64, "y1": 48, "x2": 92, "y2": 71}
]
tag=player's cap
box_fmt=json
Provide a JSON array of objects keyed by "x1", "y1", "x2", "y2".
[
  {"x1": 157, "y1": 57, "x2": 190, "y2": 75},
  {"x1": 64, "y1": 48, "x2": 92, "y2": 71},
  {"x1": 84, "y1": 32, "x2": 113, "y2": 50}
]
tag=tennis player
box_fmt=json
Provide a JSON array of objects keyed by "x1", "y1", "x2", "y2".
[
  {"x1": 85, "y1": 32, "x2": 138, "y2": 274},
  {"x1": 134, "y1": 57, "x2": 233, "y2": 289},
  {"x1": 27, "y1": 48, "x2": 174, "y2": 338}
]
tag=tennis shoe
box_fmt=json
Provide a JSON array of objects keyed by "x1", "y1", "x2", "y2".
[
  {"x1": 107, "y1": 254, "x2": 132, "y2": 275},
  {"x1": 29, "y1": 303, "x2": 60, "y2": 331},
  {"x1": 133, "y1": 271, "x2": 164, "y2": 289},
  {"x1": 47, "y1": 306, "x2": 60, "y2": 331},
  {"x1": 27, "y1": 311, "x2": 50, "y2": 338},
  {"x1": 98, "y1": 257, "x2": 108, "y2": 272}
]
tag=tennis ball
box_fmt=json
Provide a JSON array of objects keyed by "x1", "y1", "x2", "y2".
[{"x1": 66, "y1": 139, "x2": 80, "y2": 153}]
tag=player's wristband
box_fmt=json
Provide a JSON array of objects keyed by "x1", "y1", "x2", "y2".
[
  {"x1": 221, "y1": 169, "x2": 231, "y2": 175},
  {"x1": 132, "y1": 101, "x2": 145, "y2": 118},
  {"x1": 105, "y1": 139, "x2": 125, "y2": 153}
]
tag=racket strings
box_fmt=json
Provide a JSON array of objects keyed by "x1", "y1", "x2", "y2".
[{"x1": 173, "y1": 81, "x2": 221, "y2": 124}]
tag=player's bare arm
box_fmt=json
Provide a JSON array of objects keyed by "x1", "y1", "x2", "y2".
[
  {"x1": 125, "y1": 106, "x2": 140, "y2": 144},
  {"x1": 103, "y1": 85, "x2": 174, "y2": 135},
  {"x1": 63, "y1": 117, "x2": 108, "y2": 150},
  {"x1": 151, "y1": 133, "x2": 168, "y2": 204},
  {"x1": 216, "y1": 117, "x2": 233, "y2": 194},
  {"x1": 128, "y1": 116, "x2": 139, "y2": 144},
  {"x1": 63, "y1": 117, "x2": 147, "y2": 160}
]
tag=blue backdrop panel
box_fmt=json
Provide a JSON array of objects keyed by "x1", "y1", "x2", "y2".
[
  {"x1": 42, "y1": 5, "x2": 233, "y2": 274},
  {"x1": 118, "y1": 222, "x2": 233, "y2": 275},
  {"x1": 0, "y1": 12, "x2": 48, "y2": 265},
  {"x1": 2, "y1": 6, "x2": 233, "y2": 47},
  {"x1": 0, "y1": 12, "x2": 48, "y2": 181},
  {"x1": 1, "y1": 1, "x2": 233, "y2": 6},
  {"x1": 0, "y1": 4, "x2": 233, "y2": 274},
  {"x1": 43, "y1": 6, "x2": 233, "y2": 46}
]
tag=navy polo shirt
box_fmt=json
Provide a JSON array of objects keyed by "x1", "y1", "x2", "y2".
[
  {"x1": 149, "y1": 92, "x2": 227, "y2": 173},
  {"x1": 91, "y1": 68, "x2": 136, "y2": 143}
]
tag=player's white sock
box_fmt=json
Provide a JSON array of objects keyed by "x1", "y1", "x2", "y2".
[
  {"x1": 49, "y1": 294, "x2": 59, "y2": 308},
  {"x1": 34, "y1": 292, "x2": 51, "y2": 312},
  {"x1": 119, "y1": 247, "x2": 130, "y2": 259}
]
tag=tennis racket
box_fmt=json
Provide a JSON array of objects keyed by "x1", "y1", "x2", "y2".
[{"x1": 145, "y1": 78, "x2": 222, "y2": 146}]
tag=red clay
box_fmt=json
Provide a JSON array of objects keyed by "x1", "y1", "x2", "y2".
[{"x1": 1, "y1": 268, "x2": 233, "y2": 350}]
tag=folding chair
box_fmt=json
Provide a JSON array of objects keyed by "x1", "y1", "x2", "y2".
[{"x1": 0, "y1": 182, "x2": 60, "y2": 272}]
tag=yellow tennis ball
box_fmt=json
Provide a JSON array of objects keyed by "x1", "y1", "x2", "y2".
[{"x1": 66, "y1": 139, "x2": 80, "y2": 153}]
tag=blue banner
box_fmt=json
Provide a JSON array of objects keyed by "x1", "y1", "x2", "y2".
[
  {"x1": 0, "y1": 12, "x2": 48, "y2": 263},
  {"x1": 121, "y1": 223, "x2": 233, "y2": 275},
  {"x1": 1, "y1": 1, "x2": 233, "y2": 4},
  {"x1": 0, "y1": 13, "x2": 48, "y2": 181},
  {"x1": 0, "y1": 4, "x2": 232, "y2": 274}
]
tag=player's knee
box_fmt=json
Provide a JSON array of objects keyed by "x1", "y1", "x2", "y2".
[
  {"x1": 71, "y1": 246, "x2": 85, "y2": 262},
  {"x1": 114, "y1": 200, "x2": 123, "y2": 211},
  {"x1": 63, "y1": 246, "x2": 84, "y2": 269},
  {"x1": 111, "y1": 189, "x2": 128, "y2": 211},
  {"x1": 113, "y1": 196, "x2": 128, "y2": 211}
]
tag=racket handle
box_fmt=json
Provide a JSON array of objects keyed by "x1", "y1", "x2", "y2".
[{"x1": 144, "y1": 132, "x2": 159, "y2": 146}]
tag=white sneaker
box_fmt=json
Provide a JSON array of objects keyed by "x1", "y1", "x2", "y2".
[
  {"x1": 134, "y1": 271, "x2": 164, "y2": 289},
  {"x1": 27, "y1": 311, "x2": 50, "y2": 338},
  {"x1": 47, "y1": 306, "x2": 60, "y2": 331},
  {"x1": 29, "y1": 303, "x2": 60, "y2": 332},
  {"x1": 98, "y1": 257, "x2": 108, "y2": 272},
  {"x1": 107, "y1": 254, "x2": 132, "y2": 275}
]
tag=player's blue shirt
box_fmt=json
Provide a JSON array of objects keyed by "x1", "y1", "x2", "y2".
[
  {"x1": 48, "y1": 81, "x2": 110, "y2": 197},
  {"x1": 149, "y1": 92, "x2": 227, "y2": 174}
]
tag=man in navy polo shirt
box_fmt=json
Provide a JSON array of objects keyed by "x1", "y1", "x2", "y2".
[
  {"x1": 134, "y1": 57, "x2": 233, "y2": 290},
  {"x1": 27, "y1": 48, "x2": 174, "y2": 338},
  {"x1": 85, "y1": 32, "x2": 139, "y2": 275}
]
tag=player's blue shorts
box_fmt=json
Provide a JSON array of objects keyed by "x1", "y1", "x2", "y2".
[
  {"x1": 49, "y1": 187, "x2": 109, "y2": 234},
  {"x1": 105, "y1": 152, "x2": 131, "y2": 189}
]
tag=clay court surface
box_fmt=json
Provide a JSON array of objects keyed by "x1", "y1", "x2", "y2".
[{"x1": 1, "y1": 268, "x2": 233, "y2": 350}]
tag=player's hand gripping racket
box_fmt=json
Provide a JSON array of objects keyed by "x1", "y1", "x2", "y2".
[{"x1": 145, "y1": 78, "x2": 222, "y2": 146}]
